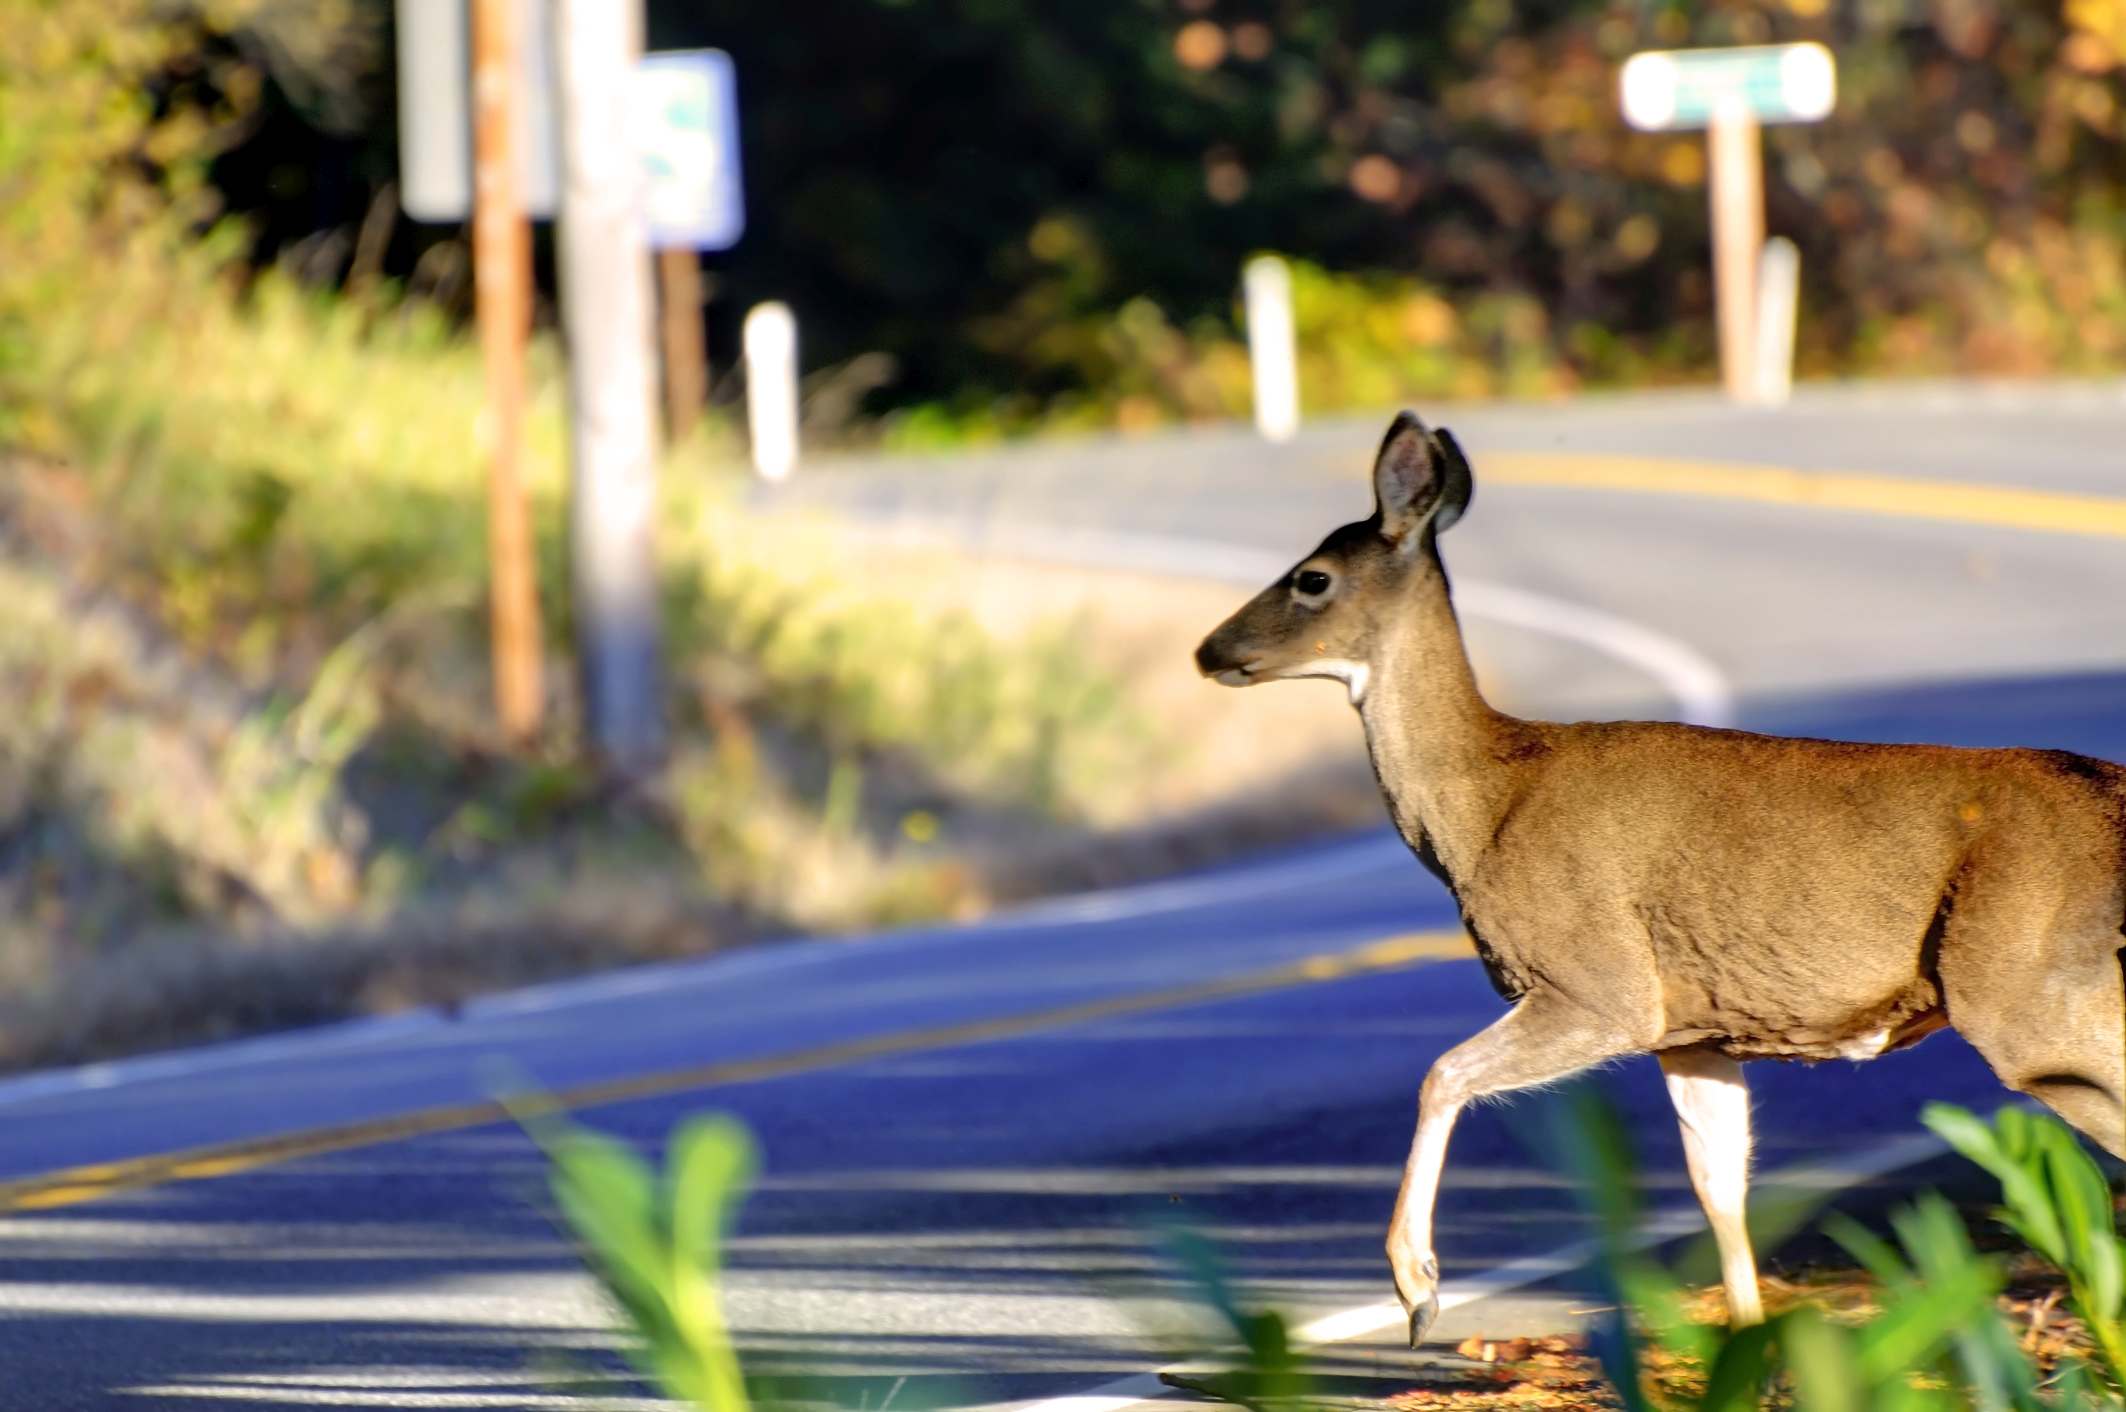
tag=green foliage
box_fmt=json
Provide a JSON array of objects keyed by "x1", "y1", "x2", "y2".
[
  {"x1": 1555, "y1": 1088, "x2": 2125, "y2": 1411},
  {"x1": 516, "y1": 1102, "x2": 757, "y2": 1412},
  {"x1": 1924, "y1": 1103, "x2": 2126, "y2": 1390},
  {"x1": 0, "y1": 0, "x2": 1164, "y2": 983},
  {"x1": 23, "y1": 0, "x2": 2125, "y2": 450},
  {"x1": 513, "y1": 1096, "x2": 2126, "y2": 1412},
  {"x1": 878, "y1": 259, "x2": 1582, "y2": 449}
]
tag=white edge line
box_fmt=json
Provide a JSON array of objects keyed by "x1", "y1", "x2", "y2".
[
  {"x1": 993, "y1": 1126, "x2": 1952, "y2": 1412},
  {"x1": 1454, "y1": 581, "x2": 1736, "y2": 729},
  {"x1": 854, "y1": 521, "x2": 1738, "y2": 729}
]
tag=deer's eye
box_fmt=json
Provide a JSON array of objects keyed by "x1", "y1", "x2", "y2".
[{"x1": 1295, "y1": 569, "x2": 1333, "y2": 596}]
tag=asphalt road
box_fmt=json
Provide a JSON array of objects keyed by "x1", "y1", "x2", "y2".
[{"x1": 2, "y1": 381, "x2": 2124, "y2": 1410}]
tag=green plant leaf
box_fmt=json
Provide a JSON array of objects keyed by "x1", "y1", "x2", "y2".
[
  {"x1": 2041, "y1": 1123, "x2": 2123, "y2": 1321},
  {"x1": 1855, "y1": 1256, "x2": 2000, "y2": 1385},
  {"x1": 670, "y1": 1115, "x2": 758, "y2": 1270},
  {"x1": 1697, "y1": 1317, "x2": 1778, "y2": 1410},
  {"x1": 1616, "y1": 1255, "x2": 1716, "y2": 1367},
  {"x1": 1925, "y1": 1104, "x2": 2065, "y2": 1264},
  {"x1": 1825, "y1": 1210, "x2": 1918, "y2": 1289},
  {"x1": 548, "y1": 1128, "x2": 669, "y2": 1305},
  {"x1": 1159, "y1": 1225, "x2": 1249, "y2": 1337},
  {"x1": 1781, "y1": 1307, "x2": 1865, "y2": 1412}
]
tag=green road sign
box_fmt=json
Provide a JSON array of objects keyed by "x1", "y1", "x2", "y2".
[{"x1": 1620, "y1": 43, "x2": 1836, "y2": 132}]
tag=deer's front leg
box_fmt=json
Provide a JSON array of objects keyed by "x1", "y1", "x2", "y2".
[
  {"x1": 1659, "y1": 1048, "x2": 1763, "y2": 1326},
  {"x1": 1387, "y1": 997, "x2": 1642, "y2": 1347}
]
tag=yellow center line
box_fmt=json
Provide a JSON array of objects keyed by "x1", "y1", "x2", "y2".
[
  {"x1": 1463, "y1": 451, "x2": 2126, "y2": 541},
  {"x1": 0, "y1": 929, "x2": 1472, "y2": 1214}
]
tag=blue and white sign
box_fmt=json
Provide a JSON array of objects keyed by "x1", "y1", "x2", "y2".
[
  {"x1": 1620, "y1": 43, "x2": 1836, "y2": 132},
  {"x1": 637, "y1": 49, "x2": 745, "y2": 252}
]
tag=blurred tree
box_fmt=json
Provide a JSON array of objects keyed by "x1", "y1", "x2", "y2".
[{"x1": 21, "y1": 0, "x2": 2126, "y2": 424}]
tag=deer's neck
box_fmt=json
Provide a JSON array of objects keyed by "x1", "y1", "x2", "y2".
[{"x1": 1356, "y1": 579, "x2": 1522, "y2": 888}]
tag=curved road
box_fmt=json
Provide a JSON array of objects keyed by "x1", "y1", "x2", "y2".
[{"x1": 1, "y1": 382, "x2": 2123, "y2": 1410}]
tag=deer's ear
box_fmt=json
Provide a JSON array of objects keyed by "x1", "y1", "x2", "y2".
[
  {"x1": 1373, "y1": 412, "x2": 1473, "y2": 545},
  {"x1": 1428, "y1": 427, "x2": 1473, "y2": 534}
]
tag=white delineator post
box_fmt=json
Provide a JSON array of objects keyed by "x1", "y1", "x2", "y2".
[
  {"x1": 744, "y1": 302, "x2": 799, "y2": 481},
  {"x1": 1706, "y1": 99, "x2": 1764, "y2": 404},
  {"x1": 1244, "y1": 255, "x2": 1299, "y2": 443},
  {"x1": 553, "y1": 0, "x2": 664, "y2": 768},
  {"x1": 1751, "y1": 236, "x2": 1800, "y2": 406}
]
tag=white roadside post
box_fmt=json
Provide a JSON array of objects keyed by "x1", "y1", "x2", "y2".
[
  {"x1": 1752, "y1": 236, "x2": 1801, "y2": 406},
  {"x1": 554, "y1": 0, "x2": 664, "y2": 769},
  {"x1": 1243, "y1": 254, "x2": 1300, "y2": 442},
  {"x1": 1620, "y1": 42, "x2": 1835, "y2": 405},
  {"x1": 744, "y1": 302, "x2": 800, "y2": 482}
]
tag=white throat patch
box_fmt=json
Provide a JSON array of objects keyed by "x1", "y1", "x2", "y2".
[{"x1": 1302, "y1": 658, "x2": 1371, "y2": 707}]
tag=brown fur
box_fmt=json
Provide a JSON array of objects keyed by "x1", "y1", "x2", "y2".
[{"x1": 1198, "y1": 411, "x2": 2126, "y2": 1338}]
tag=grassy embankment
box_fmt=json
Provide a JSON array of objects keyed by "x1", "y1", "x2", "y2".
[{"x1": 0, "y1": 9, "x2": 1388, "y2": 1070}]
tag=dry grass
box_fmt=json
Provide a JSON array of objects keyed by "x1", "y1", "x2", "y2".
[
  {"x1": 826, "y1": 536, "x2": 1374, "y2": 823},
  {"x1": 0, "y1": 465, "x2": 1392, "y2": 1073}
]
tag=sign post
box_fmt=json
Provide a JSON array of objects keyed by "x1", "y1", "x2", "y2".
[
  {"x1": 1620, "y1": 42, "x2": 1834, "y2": 402},
  {"x1": 397, "y1": 7, "x2": 746, "y2": 766},
  {"x1": 657, "y1": 248, "x2": 709, "y2": 443},
  {"x1": 469, "y1": 0, "x2": 544, "y2": 743},
  {"x1": 1705, "y1": 99, "x2": 1764, "y2": 403}
]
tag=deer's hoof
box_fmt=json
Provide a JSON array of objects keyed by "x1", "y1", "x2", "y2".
[{"x1": 1406, "y1": 1292, "x2": 1440, "y2": 1349}]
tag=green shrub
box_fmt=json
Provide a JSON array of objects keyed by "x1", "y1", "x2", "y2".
[
  {"x1": 520, "y1": 1093, "x2": 2126, "y2": 1411},
  {"x1": 1925, "y1": 1103, "x2": 2126, "y2": 1392},
  {"x1": 1556, "y1": 1089, "x2": 2126, "y2": 1411}
]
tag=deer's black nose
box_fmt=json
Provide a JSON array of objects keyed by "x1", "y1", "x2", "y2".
[{"x1": 1195, "y1": 633, "x2": 1233, "y2": 677}]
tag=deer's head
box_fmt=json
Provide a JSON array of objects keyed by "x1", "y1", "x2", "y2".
[{"x1": 1194, "y1": 411, "x2": 1473, "y2": 705}]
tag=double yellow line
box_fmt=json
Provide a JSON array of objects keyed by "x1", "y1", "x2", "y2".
[
  {"x1": 1480, "y1": 451, "x2": 2126, "y2": 541},
  {"x1": 0, "y1": 930, "x2": 1470, "y2": 1214}
]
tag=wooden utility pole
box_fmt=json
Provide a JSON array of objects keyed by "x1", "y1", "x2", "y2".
[
  {"x1": 657, "y1": 247, "x2": 709, "y2": 443},
  {"x1": 470, "y1": 0, "x2": 545, "y2": 741},
  {"x1": 1706, "y1": 102, "x2": 1765, "y2": 402},
  {"x1": 554, "y1": 0, "x2": 665, "y2": 769}
]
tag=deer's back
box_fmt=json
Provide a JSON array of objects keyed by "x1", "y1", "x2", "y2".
[{"x1": 1453, "y1": 719, "x2": 2126, "y2": 1060}]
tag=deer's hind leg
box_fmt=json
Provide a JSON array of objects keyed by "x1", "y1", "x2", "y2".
[
  {"x1": 1387, "y1": 995, "x2": 1645, "y2": 1347},
  {"x1": 1938, "y1": 883, "x2": 2126, "y2": 1159}
]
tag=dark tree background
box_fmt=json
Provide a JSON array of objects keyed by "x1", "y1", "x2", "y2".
[{"x1": 200, "y1": 0, "x2": 2126, "y2": 415}]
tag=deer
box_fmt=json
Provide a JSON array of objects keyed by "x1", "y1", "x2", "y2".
[{"x1": 1195, "y1": 410, "x2": 2126, "y2": 1345}]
